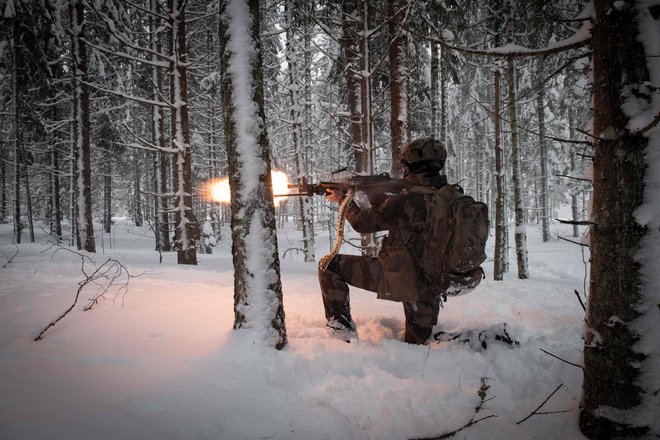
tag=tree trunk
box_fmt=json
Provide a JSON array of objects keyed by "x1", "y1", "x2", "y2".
[
  {"x1": 11, "y1": 14, "x2": 21, "y2": 244},
  {"x1": 579, "y1": 2, "x2": 657, "y2": 438},
  {"x1": 49, "y1": 143, "x2": 63, "y2": 241},
  {"x1": 219, "y1": 0, "x2": 286, "y2": 350},
  {"x1": 387, "y1": 0, "x2": 408, "y2": 179},
  {"x1": 22, "y1": 160, "x2": 34, "y2": 243},
  {"x1": 285, "y1": 0, "x2": 314, "y2": 263},
  {"x1": 72, "y1": 0, "x2": 95, "y2": 253},
  {"x1": 537, "y1": 86, "x2": 550, "y2": 242},
  {"x1": 568, "y1": 109, "x2": 580, "y2": 238},
  {"x1": 430, "y1": 43, "x2": 439, "y2": 140},
  {"x1": 150, "y1": 0, "x2": 170, "y2": 253},
  {"x1": 169, "y1": 0, "x2": 197, "y2": 265},
  {"x1": 506, "y1": 56, "x2": 528, "y2": 279},
  {"x1": 341, "y1": 0, "x2": 365, "y2": 172},
  {"x1": 493, "y1": 66, "x2": 506, "y2": 281}
]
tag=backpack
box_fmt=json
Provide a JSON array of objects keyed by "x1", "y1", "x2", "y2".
[{"x1": 412, "y1": 184, "x2": 489, "y2": 298}]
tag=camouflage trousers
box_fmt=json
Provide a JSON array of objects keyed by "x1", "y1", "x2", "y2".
[{"x1": 319, "y1": 254, "x2": 441, "y2": 344}]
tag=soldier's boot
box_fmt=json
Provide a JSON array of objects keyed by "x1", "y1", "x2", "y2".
[{"x1": 403, "y1": 297, "x2": 440, "y2": 344}]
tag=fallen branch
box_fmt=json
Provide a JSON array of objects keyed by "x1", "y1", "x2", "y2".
[
  {"x1": 515, "y1": 383, "x2": 566, "y2": 425},
  {"x1": 540, "y1": 348, "x2": 583, "y2": 369},
  {"x1": 411, "y1": 377, "x2": 497, "y2": 440},
  {"x1": 1, "y1": 245, "x2": 19, "y2": 268},
  {"x1": 34, "y1": 245, "x2": 141, "y2": 341}
]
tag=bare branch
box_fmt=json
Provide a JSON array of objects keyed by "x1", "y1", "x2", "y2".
[
  {"x1": 1, "y1": 245, "x2": 19, "y2": 269},
  {"x1": 555, "y1": 173, "x2": 592, "y2": 183},
  {"x1": 555, "y1": 218, "x2": 597, "y2": 226},
  {"x1": 34, "y1": 245, "x2": 142, "y2": 341},
  {"x1": 411, "y1": 377, "x2": 496, "y2": 440},
  {"x1": 558, "y1": 236, "x2": 590, "y2": 247},
  {"x1": 540, "y1": 347, "x2": 584, "y2": 368},
  {"x1": 516, "y1": 383, "x2": 566, "y2": 425}
]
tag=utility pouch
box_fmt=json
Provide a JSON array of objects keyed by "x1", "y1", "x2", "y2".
[{"x1": 379, "y1": 245, "x2": 419, "y2": 302}]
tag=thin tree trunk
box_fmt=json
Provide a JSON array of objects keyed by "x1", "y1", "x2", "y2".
[
  {"x1": 430, "y1": 43, "x2": 439, "y2": 139},
  {"x1": 103, "y1": 147, "x2": 112, "y2": 234},
  {"x1": 568, "y1": 110, "x2": 580, "y2": 238},
  {"x1": 341, "y1": 0, "x2": 365, "y2": 172},
  {"x1": 493, "y1": 66, "x2": 505, "y2": 281},
  {"x1": 537, "y1": 86, "x2": 550, "y2": 242},
  {"x1": 507, "y1": 56, "x2": 528, "y2": 279},
  {"x1": 72, "y1": 0, "x2": 95, "y2": 253},
  {"x1": 169, "y1": 0, "x2": 197, "y2": 265},
  {"x1": 50, "y1": 144, "x2": 63, "y2": 241},
  {"x1": 11, "y1": 14, "x2": 21, "y2": 244},
  {"x1": 22, "y1": 161, "x2": 34, "y2": 243},
  {"x1": 387, "y1": 0, "x2": 408, "y2": 179},
  {"x1": 285, "y1": 0, "x2": 314, "y2": 262},
  {"x1": 133, "y1": 152, "x2": 143, "y2": 227}
]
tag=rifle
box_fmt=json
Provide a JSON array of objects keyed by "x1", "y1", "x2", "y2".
[{"x1": 280, "y1": 170, "x2": 410, "y2": 203}]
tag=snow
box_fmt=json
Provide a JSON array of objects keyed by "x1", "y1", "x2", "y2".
[{"x1": 0, "y1": 219, "x2": 590, "y2": 440}]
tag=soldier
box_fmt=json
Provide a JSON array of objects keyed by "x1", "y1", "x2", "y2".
[{"x1": 320, "y1": 138, "x2": 449, "y2": 344}]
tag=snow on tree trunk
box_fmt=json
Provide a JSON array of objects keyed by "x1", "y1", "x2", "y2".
[
  {"x1": 580, "y1": 2, "x2": 659, "y2": 438},
  {"x1": 430, "y1": 43, "x2": 439, "y2": 140},
  {"x1": 219, "y1": 0, "x2": 287, "y2": 350},
  {"x1": 506, "y1": 56, "x2": 528, "y2": 279},
  {"x1": 168, "y1": 0, "x2": 197, "y2": 265},
  {"x1": 72, "y1": 0, "x2": 95, "y2": 253},
  {"x1": 568, "y1": 110, "x2": 580, "y2": 238},
  {"x1": 10, "y1": 11, "x2": 21, "y2": 245},
  {"x1": 493, "y1": 65, "x2": 506, "y2": 281},
  {"x1": 150, "y1": 0, "x2": 170, "y2": 253},
  {"x1": 285, "y1": 0, "x2": 314, "y2": 263},
  {"x1": 341, "y1": 0, "x2": 365, "y2": 172},
  {"x1": 387, "y1": 0, "x2": 408, "y2": 179},
  {"x1": 536, "y1": 86, "x2": 550, "y2": 242}
]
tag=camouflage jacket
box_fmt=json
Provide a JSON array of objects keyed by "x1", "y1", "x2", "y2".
[{"x1": 344, "y1": 175, "x2": 448, "y2": 302}]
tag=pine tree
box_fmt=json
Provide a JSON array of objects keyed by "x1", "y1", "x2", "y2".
[
  {"x1": 580, "y1": 1, "x2": 659, "y2": 438},
  {"x1": 219, "y1": 0, "x2": 287, "y2": 349}
]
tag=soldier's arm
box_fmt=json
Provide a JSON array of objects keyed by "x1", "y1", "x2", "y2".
[{"x1": 344, "y1": 194, "x2": 406, "y2": 233}]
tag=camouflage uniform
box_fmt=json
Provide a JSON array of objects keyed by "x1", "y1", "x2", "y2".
[{"x1": 319, "y1": 174, "x2": 448, "y2": 345}]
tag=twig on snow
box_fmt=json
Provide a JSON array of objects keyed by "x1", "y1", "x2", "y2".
[
  {"x1": 515, "y1": 383, "x2": 567, "y2": 425},
  {"x1": 1, "y1": 245, "x2": 19, "y2": 268},
  {"x1": 411, "y1": 377, "x2": 497, "y2": 440},
  {"x1": 540, "y1": 348, "x2": 583, "y2": 369},
  {"x1": 34, "y1": 245, "x2": 141, "y2": 341}
]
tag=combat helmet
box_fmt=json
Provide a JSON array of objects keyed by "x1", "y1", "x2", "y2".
[{"x1": 401, "y1": 138, "x2": 447, "y2": 173}]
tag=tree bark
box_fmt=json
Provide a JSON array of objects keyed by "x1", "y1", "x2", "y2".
[
  {"x1": 507, "y1": 56, "x2": 528, "y2": 279},
  {"x1": 219, "y1": 0, "x2": 286, "y2": 349},
  {"x1": 168, "y1": 0, "x2": 197, "y2": 265},
  {"x1": 285, "y1": 0, "x2": 315, "y2": 263},
  {"x1": 72, "y1": 0, "x2": 95, "y2": 253},
  {"x1": 579, "y1": 2, "x2": 655, "y2": 438},
  {"x1": 537, "y1": 85, "x2": 550, "y2": 242},
  {"x1": 493, "y1": 66, "x2": 506, "y2": 281},
  {"x1": 387, "y1": 0, "x2": 408, "y2": 179}
]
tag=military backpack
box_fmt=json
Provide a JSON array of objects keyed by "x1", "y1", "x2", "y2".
[{"x1": 412, "y1": 184, "x2": 489, "y2": 297}]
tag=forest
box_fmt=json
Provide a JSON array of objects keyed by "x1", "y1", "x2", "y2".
[{"x1": 0, "y1": 0, "x2": 658, "y2": 439}]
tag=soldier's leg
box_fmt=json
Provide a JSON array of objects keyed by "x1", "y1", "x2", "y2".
[
  {"x1": 318, "y1": 254, "x2": 381, "y2": 329},
  {"x1": 402, "y1": 291, "x2": 441, "y2": 344}
]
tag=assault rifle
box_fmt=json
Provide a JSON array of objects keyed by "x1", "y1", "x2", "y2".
[{"x1": 280, "y1": 169, "x2": 410, "y2": 203}]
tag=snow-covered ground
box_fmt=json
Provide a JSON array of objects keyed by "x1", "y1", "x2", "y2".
[{"x1": 0, "y1": 217, "x2": 589, "y2": 440}]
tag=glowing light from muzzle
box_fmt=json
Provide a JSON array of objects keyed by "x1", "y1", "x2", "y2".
[{"x1": 202, "y1": 171, "x2": 289, "y2": 206}]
